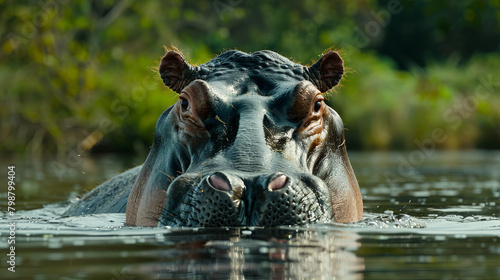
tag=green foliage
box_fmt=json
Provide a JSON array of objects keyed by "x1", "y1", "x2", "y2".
[
  {"x1": 1, "y1": 0, "x2": 499, "y2": 157},
  {"x1": 333, "y1": 52, "x2": 500, "y2": 150}
]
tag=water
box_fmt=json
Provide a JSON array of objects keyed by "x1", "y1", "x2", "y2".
[{"x1": 0, "y1": 151, "x2": 499, "y2": 279}]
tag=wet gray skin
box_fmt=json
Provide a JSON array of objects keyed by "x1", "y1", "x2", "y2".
[{"x1": 64, "y1": 50, "x2": 363, "y2": 227}]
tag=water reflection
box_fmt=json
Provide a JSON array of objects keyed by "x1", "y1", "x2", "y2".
[
  {"x1": 1, "y1": 151, "x2": 499, "y2": 279},
  {"x1": 121, "y1": 228, "x2": 364, "y2": 280}
]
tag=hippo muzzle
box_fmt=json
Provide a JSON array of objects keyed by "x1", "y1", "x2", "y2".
[
  {"x1": 121, "y1": 49, "x2": 363, "y2": 227},
  {"x1": 160, "y1": 170, "x2": 331, "y2": 227}
]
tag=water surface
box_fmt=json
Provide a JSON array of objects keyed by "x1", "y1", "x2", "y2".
[{"x1": 1, "y1": 151, "x2": 499, "y2": 279}]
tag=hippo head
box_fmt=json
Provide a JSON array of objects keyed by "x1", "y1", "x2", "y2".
[{"x1": 125, "y1": 50, "x2": 363, "y2": 227}]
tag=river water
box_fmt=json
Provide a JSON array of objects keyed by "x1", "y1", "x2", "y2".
[{"x1": 0, "y1": 151, "x2": 499, "y2": 279}]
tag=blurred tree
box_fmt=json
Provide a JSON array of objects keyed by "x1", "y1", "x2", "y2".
[
  {"x1": 370, "y1": 0, "x2": 500, "y2": 69},
  {"x1": 1, "y1": 0, "x2": 499, "y2": 157}
]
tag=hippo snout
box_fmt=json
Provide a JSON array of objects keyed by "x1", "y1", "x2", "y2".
[
  {"x1": 208, "y1": 172, "x2": 287, "y2": 192},
  {"x1": 207, "y1": 172, "x2": 289, "y2": 194},
  {"x1": 160, "y1": 172, "x2": 330, "y2": 227}
]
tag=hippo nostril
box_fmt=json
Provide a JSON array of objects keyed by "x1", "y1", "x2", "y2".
[
  {"x1": 208, "y1": 173, "x2": 231, "y2": 191},
  {"x1": 268, "y1": 175, "x2": 287, "y2": 191}
]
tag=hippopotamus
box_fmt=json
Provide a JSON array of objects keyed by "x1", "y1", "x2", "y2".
[{"x1": 64, "y1": 49, "x2": 363, "y2": 227}]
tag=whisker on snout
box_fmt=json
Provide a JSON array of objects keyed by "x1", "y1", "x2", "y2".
[{"x1": 158, "y1": 170, "x2": 176, "y2": 182}]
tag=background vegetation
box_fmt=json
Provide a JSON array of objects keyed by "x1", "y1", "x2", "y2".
[{"x1": 1, "y1": 0, "x2": 500, "y2": 159}]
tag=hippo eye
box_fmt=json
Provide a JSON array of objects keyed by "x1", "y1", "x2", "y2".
[
  {"x1": 314, "y1": 101, "x2": 322, "y2": 112},
  {"x1": 180, "y1": 98, "x2": 189, "y2": 110}
]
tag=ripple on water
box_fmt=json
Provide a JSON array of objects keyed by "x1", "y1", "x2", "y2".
[
  {"x1": 0, "y1": 203, "x2": 499, "y2": 238},
  {"x1": 355, "y1": 212, "x2": 425, "y2": 229},
  {"x1": 0, "y1": 201, "x2": 498, "y2": 280}
]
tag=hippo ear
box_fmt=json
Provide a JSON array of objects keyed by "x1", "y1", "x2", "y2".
[
  {"x1": 307, "y1": 51, "x2": 344, "y2": 92},
  {"x1": 159, "y1": 51, "x2": 198, "y2": 93}
]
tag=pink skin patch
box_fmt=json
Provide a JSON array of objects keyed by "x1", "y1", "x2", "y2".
[
  {"x1": 268, "y1": 175, "x2": 287, "y2": 191},
  {"x1": 208, "y1": 174, "x2": 230, "y2": 191}
]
